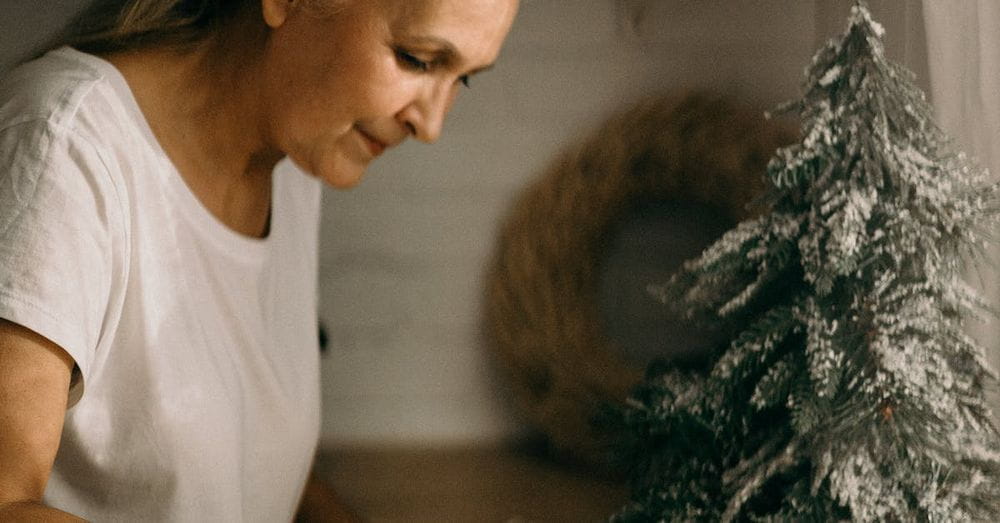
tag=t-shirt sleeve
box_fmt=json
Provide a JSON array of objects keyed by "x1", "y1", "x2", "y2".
[{"x1": 0, "y1": 119, "x2": 126, "y2": 406}]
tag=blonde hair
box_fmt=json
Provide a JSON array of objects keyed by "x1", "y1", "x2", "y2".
[
  {"x1": 57, "y1": 0, "x2": 351, "y2": 55},
  {"x1": 60, "y1": 0, "x2": 257, "y2": 54}
]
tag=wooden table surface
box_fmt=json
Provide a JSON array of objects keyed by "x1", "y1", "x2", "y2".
[{"x1": 313, "y1": 444, "x2": 629, "y2": 522}]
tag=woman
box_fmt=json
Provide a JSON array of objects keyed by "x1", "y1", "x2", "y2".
[{"x1": 0, "y1": 0, "x2": 518, "y2": 520}]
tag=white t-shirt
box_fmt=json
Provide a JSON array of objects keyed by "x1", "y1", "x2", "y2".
[{"x1": 0, "y1": 47, "x2": 322, "y2": 522}]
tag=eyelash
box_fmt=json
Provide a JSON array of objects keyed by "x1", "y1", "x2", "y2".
[{"x1": 395, "y1": 49, "x2": 471, "y2": 88}]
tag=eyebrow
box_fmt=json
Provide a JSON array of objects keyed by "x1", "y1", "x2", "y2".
[{"x1": 408, "y1": 36, "x2": 496, "y2": 76}]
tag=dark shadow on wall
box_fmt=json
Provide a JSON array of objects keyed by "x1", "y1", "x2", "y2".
[{"x1": 1, "y1": 1, "x2": 86, "y2": 74}]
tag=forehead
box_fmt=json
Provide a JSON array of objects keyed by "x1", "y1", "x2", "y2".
[
  {"x1": 385, "y1": 0, "x2": 518, "y2": 20},
  {"x1": 381, "y1": 0, "x2": 519, "y2": 61}
]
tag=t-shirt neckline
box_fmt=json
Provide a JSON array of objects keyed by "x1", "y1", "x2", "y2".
[{"x1": 54, "y1": 46, "x2": 275, "y2": 259}]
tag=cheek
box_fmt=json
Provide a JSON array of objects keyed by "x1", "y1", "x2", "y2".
[
  {"x1": 269, "y1": 71, "x2": 397, "y2": 158},
  {"x1": 266, "y1": 87, "x2": 354, "y2": 180},
  {"x1": 262, "y1": 56, "x2": 355, "y2": 148}
]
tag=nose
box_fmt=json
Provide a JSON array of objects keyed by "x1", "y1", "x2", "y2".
[{"x1": 398, "y1": 81, "x2": 457, "y2": 144}]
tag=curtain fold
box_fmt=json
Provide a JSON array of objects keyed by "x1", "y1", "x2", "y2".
[{"x1": 923, "y1": 0, "x2": 1000, "y2": 411}]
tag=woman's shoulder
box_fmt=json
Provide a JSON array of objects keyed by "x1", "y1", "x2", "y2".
[{"x1": 0, "y1": 47, "x2": 127, "y2": 139}]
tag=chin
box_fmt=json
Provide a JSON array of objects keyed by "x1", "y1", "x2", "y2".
[
  {"x1": 325, "y1": 174, "x2": 364, "y2": 189},
  {"x1": 295, "y1": 151, "x2": 367, "y2": 189},
  {"x1": 318, "y1": 162, "x2": 367, "y2": 189}
]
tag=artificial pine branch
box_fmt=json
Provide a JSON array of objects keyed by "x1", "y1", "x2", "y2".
[
  {"x1": 611, "y1": 1, "x2": 1000, "y2": 520},
  {"x1": 721, "y1": 439, "x2": 802, "y2": 523}
]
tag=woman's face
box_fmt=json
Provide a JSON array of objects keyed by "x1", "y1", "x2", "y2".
[{"x1": 259, "y1": 0, "x2": 519, "y2": 188}]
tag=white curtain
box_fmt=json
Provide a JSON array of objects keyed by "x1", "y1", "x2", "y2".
[{"x1": 923, "y1": 2, "x2": 1000, "y2": 388}]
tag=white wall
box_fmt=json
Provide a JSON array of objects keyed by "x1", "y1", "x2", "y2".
[
  {"x1": 0, "y1": 1, "x2": 81, "y2": 73},
  {"x1": 317, "y1": 0, "x2": 819, "y2": 446}
]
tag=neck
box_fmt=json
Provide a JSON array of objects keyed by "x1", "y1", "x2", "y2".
[{"x1": 105, "y1": 26, "x2": 281, "y2": 238}]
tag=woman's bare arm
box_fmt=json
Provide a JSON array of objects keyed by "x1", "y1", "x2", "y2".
[{"x1": 0, "y1": 319, "x2": 86, "y2": 521}]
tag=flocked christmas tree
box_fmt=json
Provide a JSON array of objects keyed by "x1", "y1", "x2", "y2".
[{"x1": 611, "y1": 2, "x2": 1000, "y2": 521}]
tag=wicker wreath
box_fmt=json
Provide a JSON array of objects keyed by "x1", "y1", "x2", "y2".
[{"x1": 483, "y1": 91, "x2": 796, "y2": 470}]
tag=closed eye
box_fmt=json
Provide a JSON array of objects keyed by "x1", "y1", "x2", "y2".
[
  {"x1": 396, "y1": 47, "x2": 472, "y2": 88},
  {"x1": 395, "y1": 49, "x2": 429, "y2": 72}
]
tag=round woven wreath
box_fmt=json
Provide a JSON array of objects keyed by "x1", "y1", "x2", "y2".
[{"x1": 483, "y1": 91, "x2": 796, "y2": 470}]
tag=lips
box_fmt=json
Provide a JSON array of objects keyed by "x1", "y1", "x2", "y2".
[{"x1": 356, "y1": 127, "x2": 387, "y2": 157}]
